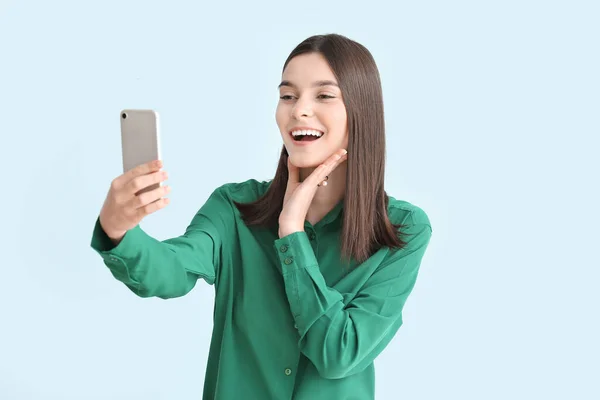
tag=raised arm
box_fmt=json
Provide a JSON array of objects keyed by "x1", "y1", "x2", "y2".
[{"x1": 90, "y1": 162, "x2": 232, "y2": 299}]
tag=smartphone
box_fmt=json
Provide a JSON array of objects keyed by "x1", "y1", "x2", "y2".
[{"x1": 120, "y1": 109, "x2": 162, "y2": 195}]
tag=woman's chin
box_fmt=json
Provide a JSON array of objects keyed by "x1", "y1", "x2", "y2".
[{"x1": 288, "y1": 154, "x2": 323, "y2": 169}]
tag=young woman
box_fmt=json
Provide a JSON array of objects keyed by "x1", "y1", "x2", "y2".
[{"x1": 92, "y1": 34, "x2": 432, "y2": 400}]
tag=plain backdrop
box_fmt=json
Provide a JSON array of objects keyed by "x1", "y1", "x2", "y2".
[{"x1": 1, "y1": 0, "x2": 598, "y2": 399}]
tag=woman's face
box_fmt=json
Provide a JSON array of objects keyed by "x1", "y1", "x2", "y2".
[{"x1": 276, "y1": 52, "x2": 348, "y2": 168}]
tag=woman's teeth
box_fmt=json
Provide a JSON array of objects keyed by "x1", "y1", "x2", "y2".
[{"x1": 292, "y1": 129, "x2": 324, "y2": 141}]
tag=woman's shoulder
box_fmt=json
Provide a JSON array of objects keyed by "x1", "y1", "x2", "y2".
[
  {"x1": 386, "y1": 193, "x2": 432, "y2": 228},
  {"x1": 215, "y1": 178, "x2": 272, "y2": 203}
]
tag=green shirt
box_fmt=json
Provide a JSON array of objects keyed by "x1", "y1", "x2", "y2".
[{"x1": 90, "y1": 178, "x2": 432, "y2": 400}]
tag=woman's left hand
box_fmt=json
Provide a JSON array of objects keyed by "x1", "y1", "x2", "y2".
[{"x1": 278, "y1": 148, "x2": 348, "y2": 238}]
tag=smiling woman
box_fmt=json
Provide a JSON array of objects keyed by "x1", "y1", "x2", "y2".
[
  {"x1": 236, "y1": 34, "x2": 410, "y2": 264},
  {"x1": 276, "y1": 55, "x2": 348, "y2": 167},
  {"x1": 91, "y1": 33, "x2": 432, "y2": 400}
]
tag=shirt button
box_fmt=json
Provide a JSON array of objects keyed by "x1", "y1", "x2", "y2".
[
  {"x1": 284, "y1": 368, "x2": 292, "y2": 376},
  {"x1": 279, "y1": 245, "x2": 289, "y2": 253},
  {"x1": 309, "y1": 232, "x2": 316, "y2": 240},
  {"x1": 108, "y1": 256, "x2": 118, "y2": 262},
  {"x1": 284, "y1": 256, "x2": 294, "y2": 265}
]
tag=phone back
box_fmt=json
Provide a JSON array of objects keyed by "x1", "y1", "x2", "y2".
[{"x1": 120, "y1": 109, "x2": 162, "y2": 193}]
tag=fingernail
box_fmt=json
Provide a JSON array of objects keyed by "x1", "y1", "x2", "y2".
[{"x1": 342, "y1": 149, "x2": 348, "y2": 155}]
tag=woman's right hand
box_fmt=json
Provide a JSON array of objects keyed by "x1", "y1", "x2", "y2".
[{"x1": 99, "y1": 159, "x2": 171, "y2": 244}]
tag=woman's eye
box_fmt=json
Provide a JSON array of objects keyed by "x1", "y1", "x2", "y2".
[{"x1": 280, "y1": 94, "x2": 334, "y2": 101}]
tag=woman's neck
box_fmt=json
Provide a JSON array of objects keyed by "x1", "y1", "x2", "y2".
[{"x1": 299, "y1": 161, "x2": 347, "y2": 225}]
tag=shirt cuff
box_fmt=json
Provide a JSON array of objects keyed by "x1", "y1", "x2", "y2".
[
  {"x1": 90, "y1": 216, "x2": 149, "y2": 265},
  {"x1": 273, "y1": 231, "x2": 319, "y2": 274}
]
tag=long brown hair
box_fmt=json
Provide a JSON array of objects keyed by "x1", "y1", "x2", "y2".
[{"x1": 234, "y1": 33, "x2": 409, "y2": 264}]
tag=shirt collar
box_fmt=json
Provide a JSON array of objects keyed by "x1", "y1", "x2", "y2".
[
  {"x1": 307, "y1": 198, "x2": 344, "y2": 230},
  {"x1": 263, "y1": 180, "x2": 344, "y2": 229}
]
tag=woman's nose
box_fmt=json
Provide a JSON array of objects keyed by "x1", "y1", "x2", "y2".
[{"x1": 291, "y1": 98, "x2": 313, "y2": 119}]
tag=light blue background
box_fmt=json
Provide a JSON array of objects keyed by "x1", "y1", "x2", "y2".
[{"x1": 1, "y1": 0, "x2": 598, "y2": 399}]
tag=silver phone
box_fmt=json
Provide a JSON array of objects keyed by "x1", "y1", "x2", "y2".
[{"x1": 120, "y1": 109, "x2": 162, "y2": 194}]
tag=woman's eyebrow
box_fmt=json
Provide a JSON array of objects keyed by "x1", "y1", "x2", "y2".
[{"x1": 278, "y1": 80, "x2": 339, "y2": 89}]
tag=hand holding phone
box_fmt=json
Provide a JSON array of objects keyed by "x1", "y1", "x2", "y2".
[
  {"x1": 98, "y1": 110, "x2": 168, "y2": 244},
  {"x1": 99, "y1": 160, "x2": 171, "y2": 244}
]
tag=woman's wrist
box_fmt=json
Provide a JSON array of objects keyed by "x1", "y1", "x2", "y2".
[{"x1": 278, "y1": 225, "x2": 304, "y2": 239}]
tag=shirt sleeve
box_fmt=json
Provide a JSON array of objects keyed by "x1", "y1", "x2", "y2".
[
  {"x1": 273, "y1": 208, "x2": 432, "y2": 379},
  {"x1": 90, "y1": 185, "x2": 232, "y2": 299}
]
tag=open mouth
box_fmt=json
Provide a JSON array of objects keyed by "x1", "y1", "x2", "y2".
[{"x1": 290, "y1": 129, "x2": 325, "y2": 142}]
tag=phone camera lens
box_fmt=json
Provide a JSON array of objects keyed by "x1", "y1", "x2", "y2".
[{"x1": 122, "y1": 113, "x2": 127, "y2": 119}]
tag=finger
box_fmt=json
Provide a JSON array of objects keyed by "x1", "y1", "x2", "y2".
[
  {"x1": 119, "y1": 159, "x2": 163, "y2": 187},
  {"x1": 321, "y1": 149, "x2": 347, "y2": 169},
  {"x1": 287, "y1": 156, "x2": 300, "y2": 185},
  {"x1": 307, "y1": 149, "x2": 348, "y2": 186},
  {"x1": 127, "y1": 170, "x2": 168, "y2": 196},
  {"x1": 330, "y1": 149, "x2": 348, "y2": 164},
  {"x1": 136, "y1": 196, "x2": 170, "y2": 219},
  {"x1": 130, "y1": 184, "x2": 171, "y2": 211}
]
